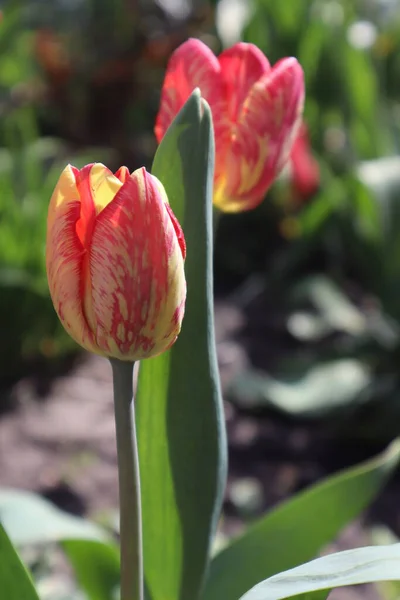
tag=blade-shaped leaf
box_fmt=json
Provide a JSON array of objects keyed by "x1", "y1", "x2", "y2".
[
  {"x1": 202, "y1": 439, "x2": 400, "y2": 600},
  {"x1": 239, "y1": 543, "x2": 400, "y2": 600},
  {"x1": 0, "y1": 523, "x2": 40, "y2": 600},
  {"x1": 63, "y1": 539, "x2": 120, "y2": 600},
  {"x1": 0, "y1": 488, "x2": 108, "y2": 544},
  {"x1": 136, "y1": 90, "x2": 227, "y2": 600},
  {"x1": 0, "y1": 488, "x2": 119, "y2": 600}
]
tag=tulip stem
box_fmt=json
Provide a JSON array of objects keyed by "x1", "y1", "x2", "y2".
[{"x1": 110, "y1": 359, "x2": 143, "y2": 600}]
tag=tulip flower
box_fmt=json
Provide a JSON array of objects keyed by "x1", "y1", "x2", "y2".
[
  {"x1": 155, "y1": 38, "x2": 305, "y2": 212},
  {"x1": 290, "y1": 122, "x2": 320, "y2": 202},
  {"x1": 46, "y1": 163, "x2": 186, "y2": 361}
]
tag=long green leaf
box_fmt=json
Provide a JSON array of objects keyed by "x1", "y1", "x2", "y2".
[
  {"x1": 136, "y1": 90, "x2": 227, "y2": 600},
  {"x1": 202, "y1": 439, "x2": 400, "y2": 600},
  {"x1": 0, "y1": 488, "x2": 108, "y2": 544},
  {"x1": 0, "y1": 488, "x2": 119, "y2": 600},
  {"x1": 63, "y1": 539, "x2": 120, "y2": 600},
  {"x1": 0, "y1": 523, "x2": 40, "y2": 600},
  {"x1": 239, "y1": 543, "x2": 400, "y2": 600}
]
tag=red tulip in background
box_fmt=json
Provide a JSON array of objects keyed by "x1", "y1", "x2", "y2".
[
  {"x1": 289, "y1": 123, "x2": 320, "y2": 202},
  {"x1": 155, "y1": 38, "x2": 305, "y2": 212}
]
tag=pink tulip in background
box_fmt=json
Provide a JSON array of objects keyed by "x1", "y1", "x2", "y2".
[
  {"x1": 290, "y1": 122, "x2": 320, "y2": 202},
  {"x1": 155, "y1": 38, "x2": 305, "y2": 212}
]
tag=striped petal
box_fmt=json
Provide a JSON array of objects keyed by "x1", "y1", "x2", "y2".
[
  {"x1": 154, "y1": 38, "x2": 228, "y2": 155},
  {"x1": 214, "y1": 57, "x2": 305, "y2": 212},
  {"x1": 75, "y1": 163, "x2": 124, "y2": 248},
  {"x1": 46, "y1": 165, "x2": 98, "y2": 354},
  {"x1": 88, "y1": 168, "x2": 186, "y2": 360},
  {"x1": 115, "y1": 165, "x2": 130, "y2": 183},
  {"x1": 218, "y1": 42, "x2": 270, "y2": 123},
  {"x1": 153, "y1": 175, "x2": 187, "y2": 260}
]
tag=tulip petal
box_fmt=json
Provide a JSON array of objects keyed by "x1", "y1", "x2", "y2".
[
  {"x1": 89, "y1": 163, "x2": 124, "y2": 214},
  {"x1": 46, "y1": 165, "x2": 99, "y2": 354},
  {"x1": 218, "y1": 42, "x2": 270, "y2": 122},
  {"x1": 290, "y1": 123, "x2": 320, "y2": 200},
  {"x1": 215, "y1": 57, "x2": 304, "y2": 212},
  {"x1": 165, "y1": 202, "x2": 186, "y2": 260},
  {"x1": 88, "y1": 167, "x2": 186, "y2": 360},
  {"x1": 75, "y1": 163, "x2": 124, "y2": 248},
  {"x1": 77, "y1": 162, "x2": 123, "y2": 220},
  {"x1": 154, "y1": 38, "x2": 227, "y2": 148},
  {"x1": 115, "y1": 165, "x2": 130, "y2": 183},
  {"x1": 152, "y1": 172, "x2": 187, "y2": 260}
]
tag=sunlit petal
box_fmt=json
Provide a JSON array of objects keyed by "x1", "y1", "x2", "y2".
[
  {"x1": 154, "y1": 38, "x2": 227, "y2": 147},
  {"x1": 218, "y1": 42, "x2": 270, "y2": 122},
  {"x1": 46, "y1": 165, "x2": 98, "y2": 353},
  {"x1": 89, "y1": 168, "x2": 186, "y2": 360},
  {"x1": 75, "y1": 163, "x2": 124, "y2": 248},
  {"x1": 89, "y1": 163, "x2": 124, "y2": 214},
  {"x1": 115, "y1": 166, "x2": 130, "y2": 183},
  {"x1": 215, "y1": 57, "x2": 304, "y2": 212}
]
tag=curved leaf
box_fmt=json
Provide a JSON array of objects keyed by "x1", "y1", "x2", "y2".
[
  {"x1": 239, "y1": 544, "x2": 400, "y2": 600},
  {"x1": 202, "y1": 439, "x2": 400, "y2": 600},
  {"x1": 63, "y1": 539, "x2": 120, "y2": 600},
  {"x1": 137, "y1": 90, "x2": 227, "y2": 600},
  {"x1": 0, "y1": 488, "x2": 119, "y2": 600},
  {"x1": 0, "y1": 523, "x2": 40, "y2": 600},
  {"x1": 0, "y1": 488, "x2": 108, "y2": 544}
]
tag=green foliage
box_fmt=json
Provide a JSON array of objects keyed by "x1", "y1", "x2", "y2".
[
  {"x1": 210, "y1": 0, "x2": 400, "y2": 436},
  {"x1": 2, "y1": 441, "x2": 400, "y2": 600},
  {"x1": 202, "y1": 439, "x2": 400, "y2": 600},
  {"x1": 239, "y1": 544, "x2": 400, "y2": 600},
  {"x1": 0, "y1": 524, "x2": 40, "y2": 600},
  {"x1": 0, "y1": 488, "x2": 120, "y2": 600},
  {"x1": 0, "y1": 488, "x2": 110, "y2": 544},
  {"x1": 62, "y1": 540, "x2": 120, "y2": 600},
  {"x1": 136, "y1": 91, "x2": 227, "y2": 600}
]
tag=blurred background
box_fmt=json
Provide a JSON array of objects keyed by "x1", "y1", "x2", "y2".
[{"x1": 2, "y1": 0, "x2": 400, "y2": 585}]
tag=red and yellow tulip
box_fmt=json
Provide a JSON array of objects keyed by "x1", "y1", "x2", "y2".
[
  {"x1": 155, "y1": 38, "x2": 305, "y2": 212},
  {"x1": 46, "y1": 163, "x2": 186, "y2": 360}
]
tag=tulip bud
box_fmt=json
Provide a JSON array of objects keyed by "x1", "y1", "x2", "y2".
[
  {"x1": 155, "y1": 38, "x2": 305, "y2": 212},
  {"x1": 46, "y1": 163, "x2": 186, "y2": 360}
]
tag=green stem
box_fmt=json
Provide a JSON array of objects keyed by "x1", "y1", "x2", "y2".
[{"x1": 110, "y1": 359, "x2": 143, "y2": 600}]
